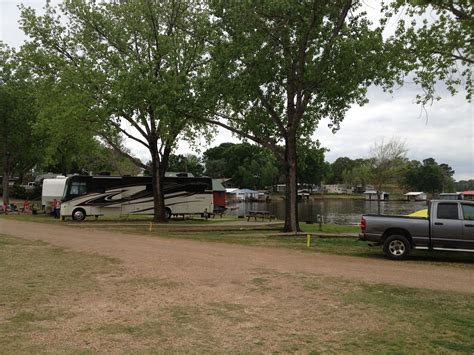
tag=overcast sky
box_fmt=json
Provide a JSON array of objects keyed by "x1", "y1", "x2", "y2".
[{"x1": 1, "y1": 0, "x2": 473, "y2": 180}]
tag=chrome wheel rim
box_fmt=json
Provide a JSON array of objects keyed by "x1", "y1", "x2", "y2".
[
  {"x1": 73, "y1": 210, "x2": 84, "y2": 220},
  {"x1": 389, "y1": 240, "x2": 405, "y2": 256}
]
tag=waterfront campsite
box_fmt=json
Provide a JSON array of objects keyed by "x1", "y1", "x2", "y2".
[{"x1": 1, "y1": 0, "x2": 473, "y2": 352}]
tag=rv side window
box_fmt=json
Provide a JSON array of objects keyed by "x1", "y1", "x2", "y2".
[
  {"x1": 70, "y1": 182, "x2": 88, "y2": 196},
  {"x1": 93, "y1": 184, "x2": 105, "y2": 194}
]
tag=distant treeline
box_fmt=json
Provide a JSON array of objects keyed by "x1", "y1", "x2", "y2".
[{"x1": 162, "y1": 143, "x2": 465, "y2": 194}]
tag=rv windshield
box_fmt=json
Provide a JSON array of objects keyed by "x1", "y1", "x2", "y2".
[
  {"x1": 63, "y1": 177, "x2": 89, "y2": 201},
  {"x1": 70, "y1": 181, "x2": 87, "y2": 195}
]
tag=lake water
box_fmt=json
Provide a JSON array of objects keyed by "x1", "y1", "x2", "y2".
[{"x1": 227, "y1": 199, "x2": 428, "y2": 224}]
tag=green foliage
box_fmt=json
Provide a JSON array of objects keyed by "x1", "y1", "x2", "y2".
[
  {"x1": 454, "y1": 179, "x2": 474, "y2": 192},
  {"x1": 203, "y1": 142, "x2": 330, "y2": 188},
  {"x1": 297, "y1": 143, "x2": 330, "y2": 186},
  {"x1": 326, "y1": 157, "x2": 370, "y2": 186},
  {"x1": 403, "y1": 158, "x2": 455, "y2": 193},
  {"x1": 0, "y1": 43, "x2": 44, "y2": 204},
  {"x1": 208, "y1": 1, "x2": 405, "y2": 230},
  {"x1": 41, "y1": 138, "x2": 141, "y2": 176},
  {"x1": 20, "y1": 0, "x2": 212, "y2": 154},
  {"x1": 342, "y1": 162, "x2": 372, "y2": 188},
  {"x1": 385, "y1": 0, "x2": 473, "y2": 104},
  {"x1": 328, "y1": 157, "x2": 354, "y2": 184},
  {"x1": 167, "y1": 154, "x2": 205, "y2": 177},
  {"x1": 203, "y1": 143, "x2": 279, "y2": 189},
  {"x1": 20, "y1": 0, "x2": 215, "y2": 221},
  {"x1": 368, "y1": 139, "x2": 408, "y2": 189},
  {"x1": 210, "y1": 1, "x2": 400, "y2": 141}
]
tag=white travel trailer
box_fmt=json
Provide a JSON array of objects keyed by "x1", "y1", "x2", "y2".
[
  {"x1": 60, "y1": 175, "x2": 213, "y2": 221},
  {"x1": 41, "y1": 176, "x2": 67, "y2": 212}
]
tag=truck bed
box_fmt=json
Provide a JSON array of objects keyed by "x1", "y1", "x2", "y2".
[{"x1": 360, "y1": 214, "x2": 429, "y2": 246}]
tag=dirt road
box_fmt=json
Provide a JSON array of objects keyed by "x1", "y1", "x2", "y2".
[
  {"x1": 1, "y1": 219, "x2": 473, "y2": 293},
  {"x1": 2, "y1": 218, "x2": 474, "y2": 352}
]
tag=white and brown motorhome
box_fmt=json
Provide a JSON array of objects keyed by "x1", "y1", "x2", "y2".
[{"x1": 60, "y1": 175, "x2": 213, "y2": 221}]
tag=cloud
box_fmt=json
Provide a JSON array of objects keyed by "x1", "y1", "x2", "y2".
[{"x1": 314, "y1": 86, "x2": 473, "y2": 180}]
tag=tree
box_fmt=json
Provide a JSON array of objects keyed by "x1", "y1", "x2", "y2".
[
  {"x1": 439, "y1": 163, "x2": 455, "y2": 191},
  {"x1": 41, "y1": 139, "x2": 142, "y2": 177},
  {"x1": 208, "y1": 1, "x2": 401, "y2": 231},
  {"x1": 297, "y1": 143, "x2": 329, "y2": 188},
  {"x1": 403, "y1": 158, "x2": 455, "y2": 193},
  {"x1": 328, "y1": 157, "x2": 356, "y2": 184},
  {"x1": 342, "y1": 161, "x2": 371, "y2": 190},
  {"x1": 386, "y1": 0, "x2": 473, "y2": 105},
  {"x1": 21, "y1": 0, "x2": 211, "y2": 222},
  {"x1": 28, "y1": 75, "x2": 140, "y2": 176},
  {"x1": 368, "y1": 139, "x2": 407, "y2": 214},
  {"x1": 168, "y1": 154, "x2": 204, "y2": 177},
  {"x1": 0, "y1": 43, "x2": 41, "y2": 204},
  {"x1": 454, "y1": 179, "x2": 474, "y2": 191},
  {"x1": 203, "y1": 143, "x2": 279, "y2": 189}
]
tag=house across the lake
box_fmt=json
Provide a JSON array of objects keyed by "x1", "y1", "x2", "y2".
[
  {"x1": 323, "y1": 184, "x2": 350, "y2": 194},
  {"x1": 226, "y1": 188, "x2": 258, "y2": 201},
  {"x1": 364, "y1": 190, "x2": 389, "y2": 201},
  {"x1": 404, "y1": 192, "x2": 427, "y2": 201},
  {"x1": 298, "y1": 189, "x2": 310, "y2": 201}
]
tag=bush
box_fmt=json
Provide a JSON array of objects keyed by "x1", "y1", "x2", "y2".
[{"x1": 11, "y1": 185, "x2": 28, "y2": 199}]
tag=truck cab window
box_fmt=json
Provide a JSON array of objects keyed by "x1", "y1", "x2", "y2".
[
  {"x1": 461, "y1": 204, "x2": 474, "y2": 220},
  {"x1": 437, "y1": 204, "x2": 459, "y2": 220}
]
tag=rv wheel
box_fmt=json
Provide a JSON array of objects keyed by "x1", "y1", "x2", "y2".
[
  {"x1": 72, "y1": 208, "x2": 86, "y2": 221},
  {"x1": 164, "y1": 208, "x2": 172, "y2": 220}
]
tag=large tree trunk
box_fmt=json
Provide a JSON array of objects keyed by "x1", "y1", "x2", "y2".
[
  {"x1": 283, "y1": 134, "x2": 300, "y2": 232},
  {"x1": 2, "y1": 152, "x2": 10, "y2": 205},
  {"x1": 150, "y1": 147, "x2": 167, "y2": 223}
]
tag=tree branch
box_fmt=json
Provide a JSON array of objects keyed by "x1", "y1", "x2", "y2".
[
  {"x1": 204, "y1": 115, "x2": 283, "y2": 159},
  {"x1": 107, "y1": 119, "x2": 150, "y2": 149},
  {"x1": 100, "y1": 134, "x2": 147, "y2": 169},
  {"x1": 257, "y1": 88, "x2": 287, "y2": 136}
]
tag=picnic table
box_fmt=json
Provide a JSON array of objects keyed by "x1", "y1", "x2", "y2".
[{"x1": 247, "y1": 210, "x2": 275, "y2": 221}]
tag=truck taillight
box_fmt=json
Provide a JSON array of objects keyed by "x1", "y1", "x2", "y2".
[{"x1": 360, "y1": 217, "x2": 366, "y2": 231}]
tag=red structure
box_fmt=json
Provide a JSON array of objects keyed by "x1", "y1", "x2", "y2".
[
  {"x1": 212, "y1": 179, "x2": 227, "y2": 214},
  {"x1": 463, "y1": 191, "x2": 474, "y2": 201}
]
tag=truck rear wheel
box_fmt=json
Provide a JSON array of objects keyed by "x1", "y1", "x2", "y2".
[{"x1": 383, "y1": 235, "x2": 410, "y2": 260}]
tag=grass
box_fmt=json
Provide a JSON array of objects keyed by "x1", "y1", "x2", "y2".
[
  {"x1": 0, "y1": 234, "x2": 473, "y2": 352},
  {"x1": 2, "y1": 212, "x2": 242, "y2": 224},
  {"x1": 0, "y1": 235, "x2": 120, "y2": 352},
  {"x1": 296, "y1": 274, "x2": 474, "y2": 353},
  {"x1": 300, "y1": 222, "x2": 359, "y2": 234},
  {"x1": 341, "y1": 282, "x2": 474, "y2": 353},
  {"x1": 177, "y1": 232, "x2": 473, "y2": 266},
  {"x1": 4, "y1": 213, "x2": 473, "y2": 267}
]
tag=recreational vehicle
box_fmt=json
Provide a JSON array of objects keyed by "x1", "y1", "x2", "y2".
[
  {"x1": 60, "y1": 175, "x2": 213, "y2": 221},
  {"x1": 42, "y1": 177, "x2": 67, "y2": 212}
]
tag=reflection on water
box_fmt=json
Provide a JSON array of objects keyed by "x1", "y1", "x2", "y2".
[{"x1": 227, "y1": 199, "x2": 428, "y2": 224}]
